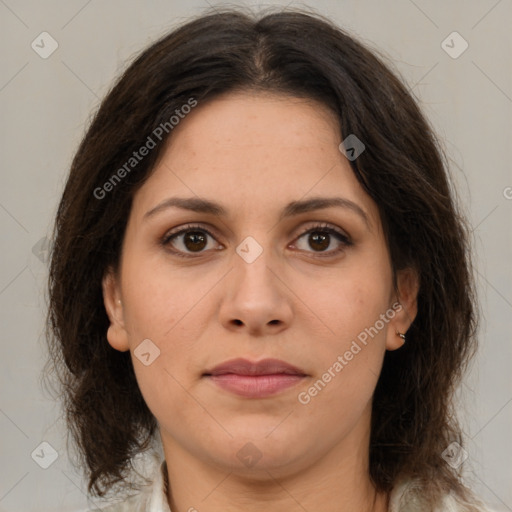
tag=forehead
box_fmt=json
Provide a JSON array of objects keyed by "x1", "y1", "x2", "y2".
[
  {"x1": 131, "y1": 91, "x2": 379, "y2": 228},
  {"x1": 165, "y1": 90, "x2": 341, "y2": 159}
]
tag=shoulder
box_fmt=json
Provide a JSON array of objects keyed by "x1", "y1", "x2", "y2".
[
  {"x1": 97, "y1": 491, "x2": 150, "y2": 512},
  {"x1": 89, "y1": 452, "x2": 170, "y2": 512},
  {"x1": 389, "y1": 478, "x2": 497, "y2": 512}
]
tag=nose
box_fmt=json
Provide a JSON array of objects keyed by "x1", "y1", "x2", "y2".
[{"x1": 218, "y1": 247, "x2": 293, "y2": 336}]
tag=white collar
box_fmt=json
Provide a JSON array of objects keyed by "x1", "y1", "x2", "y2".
[
  {"x1": 109, "y1": 456, "x2": 492, "y2": 512},
  {"x1": 147, "y1": 459, "x2": 171, "y2": 512}
]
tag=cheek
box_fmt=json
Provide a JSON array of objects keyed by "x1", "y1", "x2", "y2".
[
  {"x1": 295, "y1": 254, "x2": 392, "y2": 397},
  {"x1": 119, "y1": 257, "x2": 217, "y2": 414},
  {"x1": 296, "y1": 294, "x2": 388, "y2": 437},
  {"x1": 120, "y1": 254, "x2": 215, "y2": 343},
  {"x1": 297, "y1": 259, "x2": 393, "y2": 343}
]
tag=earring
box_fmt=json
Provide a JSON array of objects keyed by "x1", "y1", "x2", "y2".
[{"x1": 396, "y1": 331, "x2": 406, "y2": 342}]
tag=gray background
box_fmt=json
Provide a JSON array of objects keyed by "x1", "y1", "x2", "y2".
[{"x1": 0, "y1": 1, "x2": 511, "y2": 511}]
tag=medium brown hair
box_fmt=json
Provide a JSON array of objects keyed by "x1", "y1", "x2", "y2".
[{"x1": 46, "y1": 6, "x2": 480, "y2": 509}]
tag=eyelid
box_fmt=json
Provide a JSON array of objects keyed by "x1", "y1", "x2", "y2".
[
  {"x1": 161, "y1": 221, "x2": 352, "y2": 257},
  {"x1": 293, "y1": 221, "x2": 351, "y2": 242},
  {"x1": 161, "y1": 223, "x2": 219, "y2": 243},
  {"x1": 160, "y1": 223, "x2": 222, "y2": 250},
  {"x1": 290, "y1": 222, "x2": 353, "y2": 256}
]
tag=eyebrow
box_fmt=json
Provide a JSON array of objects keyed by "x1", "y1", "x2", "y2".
[{"x1": 144, "y1": 195, "x2": 371, "y2": 228}]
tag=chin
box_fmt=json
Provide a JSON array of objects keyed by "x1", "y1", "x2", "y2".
[{"x1": 212, "y1": 433, "x2": 308, "y2": 475}]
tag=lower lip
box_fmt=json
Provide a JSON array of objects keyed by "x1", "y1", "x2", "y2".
[{"x1": 206, "y1": 373, "x2": 306, "y2": 398}]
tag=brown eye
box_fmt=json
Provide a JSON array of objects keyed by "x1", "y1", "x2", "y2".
[
  {"x1": 182, "y1": 231, "x2": 208, "y2": 252},
  {"x1": 308, "y1": 231, "x2": 331, "y2": 251},
  {"x1": 162, "y1": 225, "x2": 221, "y2": 257},
  {"x1": 294, "y1": 224, "x2": 352, "y2": 256}
]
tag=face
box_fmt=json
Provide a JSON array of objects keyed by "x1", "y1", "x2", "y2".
[{"x1": 103, "y1": 91, "x2": 418, "y2": 479}]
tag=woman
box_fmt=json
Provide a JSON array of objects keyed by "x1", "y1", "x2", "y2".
[{"x1": 46, "y1": 7, "x2": 495, "y2": 512}]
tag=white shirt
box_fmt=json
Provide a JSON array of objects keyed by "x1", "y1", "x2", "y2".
[{"x1": 97, "y1": 455, "x2": 495, "y2": 512}]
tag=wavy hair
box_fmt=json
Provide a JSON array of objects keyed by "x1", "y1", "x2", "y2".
[{"x1": 46, "y1": 7, "x2": 480, "y2": 509}]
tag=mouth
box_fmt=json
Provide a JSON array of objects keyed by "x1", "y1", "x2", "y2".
[{"x1": 202, "y1": 358, "x2": 308, "y2": 398}]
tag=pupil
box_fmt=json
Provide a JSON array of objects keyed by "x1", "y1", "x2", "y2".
[
  {"x1": 310, "y1": 232, "x2": 329, "y2": 251},
  {"x1": 184, "y1": 231, "x2": 207, "y2": 251},
  {"x1": 182, "y1": 231, "x2": 331, "y2": 253}
]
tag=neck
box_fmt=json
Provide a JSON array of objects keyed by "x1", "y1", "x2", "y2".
[
  {"x1": 164, "y1": 456, "x2": 388, "y2": 512},
  {"x1": 161, "y1": 409, "x2": 389, "y2": 512}
]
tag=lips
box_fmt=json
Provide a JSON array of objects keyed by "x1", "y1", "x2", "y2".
[
  {"x1": 203, "y1": 358, "x2": 307, "y2": 377},
  {"x1": 203, "y1": 358, "x2": 308, "y2": 398}
]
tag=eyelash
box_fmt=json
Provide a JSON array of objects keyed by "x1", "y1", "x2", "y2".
[{"x1": 160, "y1": 222, "x2": 353, "y2": 259}]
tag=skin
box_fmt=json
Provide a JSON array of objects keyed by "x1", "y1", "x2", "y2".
[{"x1": 103, "y1": 91, "x2": 419, "y2": 512}]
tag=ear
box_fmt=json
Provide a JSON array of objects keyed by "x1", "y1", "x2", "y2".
[
  {"x1": 385, "y1": 267, "x2": 420, "y2": 351},
  {"x1": 102, "y1": 267, "x2": 130, "y2": 352}
]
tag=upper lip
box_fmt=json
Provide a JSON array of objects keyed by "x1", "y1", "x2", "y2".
[{"x1": 203, "y1": 358, "x2": 307, "y2": 376}]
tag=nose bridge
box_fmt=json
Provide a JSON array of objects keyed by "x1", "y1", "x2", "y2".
[
  {"x1": 232, "y1": 235, "x2": 279, "y2": 298},
  {"x1": 218, "y1": 233, "x2": 293, "y2": 333}
]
